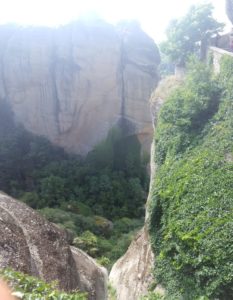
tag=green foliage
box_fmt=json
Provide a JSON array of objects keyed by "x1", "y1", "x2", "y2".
[
  {"x1": 160, "y1": 3, "x2": 223, "y2": 66},
  {"x1": 149, "y1": 56, "x2": 233, "y2": 299},
  {"x1": 155, "y1": 58, "x2": 220, "y2": 165},
  {"x1": 39, "y1": 208, "x2": 98, "y2": 235},
  {"x1": 96, "y1": 256, "x2": 111, "y2": 268},
  {"x1": 108, "y1": 283, "x2": 117, "y2": 300},
  {"x1": 0, "y1": 268, "x2": 87, "y2": 299},
  {"x1": 40, "y1": 175, "x2": 66, "y2": 206},
  {"x1": 0, "y1": 67, "x2": 148, "y2": 273},
  {"x1": 72, "y1": 219, "x2": 142, "y2": 269},
  {"x1": 74, "y1": 231, "x2": 98, "y2": 256},
  {"x1": 0, "y1": 117, "x2": 148, "y2": 219},
  {"x1": 113, "y1": 217, "x2": 142, "y2": 233},
  {"x1": 140, "y1": 292, "x2": 164, "y2": 300},
  {"x1": 39, "y1": 207, "x2": 142, "y2": 268}
]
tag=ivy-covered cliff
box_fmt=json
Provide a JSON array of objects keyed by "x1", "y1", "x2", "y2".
[{"x1": 149, "y1": 56, "x2": 233, "y2": 299}]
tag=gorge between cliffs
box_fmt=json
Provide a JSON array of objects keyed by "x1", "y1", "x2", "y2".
[
  {"x1": 0, "y1": 9, "x2": 233, "y2": 300},
  {"x1": 0, "y1": 19, "x2": 161, "y2": 300}
]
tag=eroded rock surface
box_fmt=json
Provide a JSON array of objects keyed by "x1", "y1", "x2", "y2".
[
  {"x1": 109, "y1": 226, "x2": 154, "y2": 300},
  {"x1": 0, "y1": 192, "x2": 107, "y2": 299},
  {"x1": 0, "y1": 20, "x2": 159, "y2": 155},
  {"x1": 71, "y1": 247, "x2": 108, "y2": 300}
]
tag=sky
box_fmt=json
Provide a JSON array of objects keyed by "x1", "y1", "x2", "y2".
[{"x1": 0, "y1": 0, "x2": 231, "y2": 42}]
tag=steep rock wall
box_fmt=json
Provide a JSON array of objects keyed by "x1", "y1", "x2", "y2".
[
  {"x1": 0, "y1": 20, "x2": 159, "y2": 154},
  {"x1": 109, "y1": 75, "x2": 184, "y2": 299}
]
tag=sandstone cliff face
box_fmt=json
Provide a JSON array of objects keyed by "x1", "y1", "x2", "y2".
[
  {"x1": 109, "y1": 141, "x2": 157, "y2": 300},
  {"x1": 0, "y1": 192, "x2": 107, "y2": 300},
  {"x1": 0, "y1": 20, "x2": 159, "y2": 154}
]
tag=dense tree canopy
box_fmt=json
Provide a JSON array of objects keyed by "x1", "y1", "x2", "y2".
[
  {"x1": 160, "y1": 3, "x2": 223, "y2": 66},
  {"x1": 0, "y1": 103, "x2": 148, "y2": 268}
]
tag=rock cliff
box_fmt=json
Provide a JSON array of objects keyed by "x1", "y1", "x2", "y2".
[
  {"x1": 109, "y1": 124, "x2": 157, "y2": 300},
  {"x1": 0, "y1": 191, "x2": 107, "y2": 300},
  {"x1": 0, "y1": 20, "x2": 159, "y2": 154},
  {"x1": 109, "y1": 76, "x2": 184, "y2": 299},
  {"x1": 109, "y1": 226, "x2": 155, "y2": 300},
  {"x1": 109, "y1": 140, "x2": 157, "y2": 300}
]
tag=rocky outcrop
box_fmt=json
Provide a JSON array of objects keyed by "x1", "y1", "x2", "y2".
[
  {"x1": 109, "y1": 226, "x2": 154, "y2": 300},
  {"x1": 71, "y1": 247, "x2": 108, "y2": 300},
  {"x1": 109, "y1": 76, "x2": 184, "y2": 299},
  {"x1": 109, "y1": 139, "x2": 157, "y2": 300},
  {"x1": 0, "y1": 20, "x2": 159, "y2": 155},
  {"x1": 109, "y1": 140, "x2": 157, "y2": 300},
  {"x1": 0, "y1": 191, "x2": 107, "y2": 299}
]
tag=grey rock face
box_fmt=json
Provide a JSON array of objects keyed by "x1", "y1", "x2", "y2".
[
  {"x1": 0, "y1": 192, "x2": 107, "y2": 298},
  {"x1": 71, "y1": 247, "x2": 108, "y2": 300},
  {"x1": 0, "y1": 191, "x2": 79, "y2": 290},
  {"x1": 109, "y1": 226, "x2": 154, "y2": 300},
  {"x1": 0, "y1": 20, "x2": 159, "y2": 155}
]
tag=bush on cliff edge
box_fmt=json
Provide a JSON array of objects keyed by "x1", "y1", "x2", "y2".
[{"x1": 149, "y1": 56, "x2": 233, "y2": 299}]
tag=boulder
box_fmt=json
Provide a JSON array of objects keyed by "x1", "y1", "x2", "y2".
[
  {"x1": 109, "y1": 226, "x2": 154, "y2": 300},
  {"x1": 71, "y1": 247, "x2": 108, "y2": 300},
  {"x1": 0, "y1": 192, "x2": 107, "y2": 298}
]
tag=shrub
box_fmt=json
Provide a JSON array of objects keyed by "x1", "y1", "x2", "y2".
[
  {"x1": 73, "y1": 231, "x2": 98, "y2": 257},
  {"x1": 149, "y1": 56, "x2": 233, "y2": 298},
  {"x1": 0, "y1": 268, "x2": 87, "y2": 299},
  {"x1": 140, "y1": 292, "x2": 164, "y2": 300},
  {"x1": 96, "y1": 256, "x2": 111, "y2": 268}
]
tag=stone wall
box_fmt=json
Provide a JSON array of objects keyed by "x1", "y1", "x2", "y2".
[{"x1": 209, "y1": 46, "x2": 233, "y2": 73}]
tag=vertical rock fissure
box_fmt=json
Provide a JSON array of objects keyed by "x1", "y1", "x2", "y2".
[
  {"x1": 119, "y1": 36, "x2": 127, "y2": 133},
  {"x1": 50, "y1": 39, "x2": 61, "y2": 134},
  {"x1": 0, "y1": 37, "x2": 10, "y2": 102},
  {"x1": 0, "y1": 61, "x2": 7, "y2": 100}
]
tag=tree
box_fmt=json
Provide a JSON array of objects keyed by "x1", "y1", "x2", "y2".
[
  {"x1": 160, "y1": 3, "x2": 224, "y2": 67},
  {"x1": 226, "y1": 0, "x2": 233, "y2": 24}
]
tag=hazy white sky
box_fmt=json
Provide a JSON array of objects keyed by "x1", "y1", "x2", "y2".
[{"x1": 0, "y1": 0, "x2": 230, "y2": 41}]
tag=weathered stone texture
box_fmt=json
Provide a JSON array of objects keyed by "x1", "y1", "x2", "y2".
[
  {"x1": 0, "y1": 21, "x2": 159, "y2": 155},
  {"x1": 0, "y1": 192, "x2": 107, "y2": 299},
  {"x1": 109, "y1": 226, "x2": 154, "y2": 300}
]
